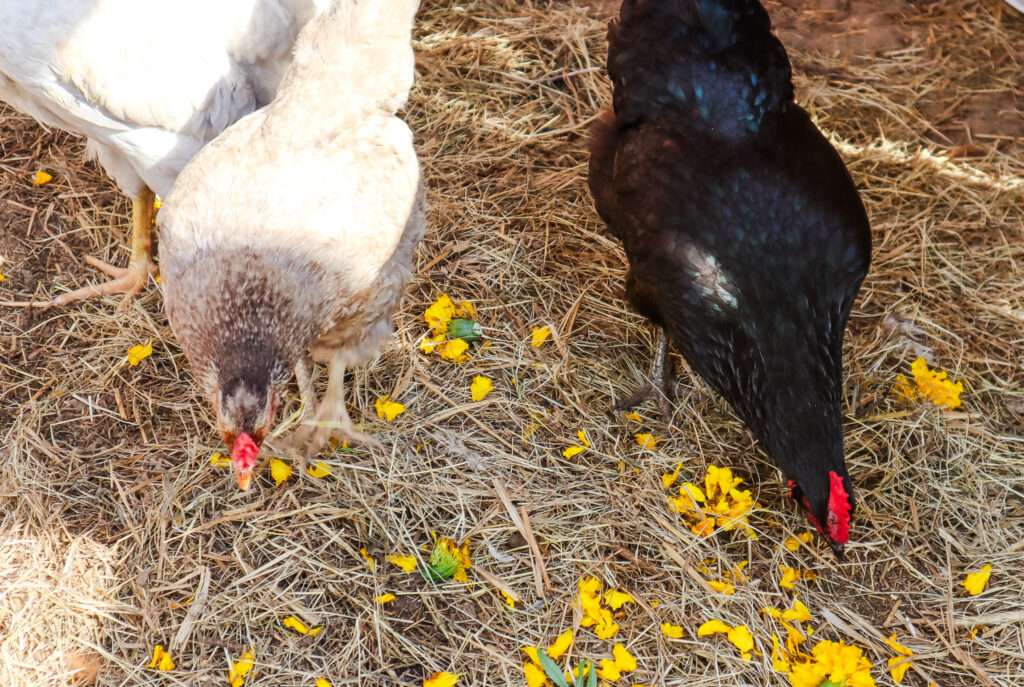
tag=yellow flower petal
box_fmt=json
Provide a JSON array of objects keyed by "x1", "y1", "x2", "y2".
[
  {"x1": 779, "y1": 565, "x2": 800, "y2": 590},
  {"x1": 661, "y1": 623, "x2": 684, "y2": 639},
  {"x1": 521, "y1": 646, "x2": 541, "y2": 666},
  {"x1": 0, "y1": 272, "x2": 6, "y2": 282},
  {"x1": 269, "y1": 458, "x2": 293, "y2": 487},
  {"x1": 634, "y1": 432, "x2": 658, "y2": 449},
  {"x1": 530, "y1": 325, "x2": 552, "y2": 347},
  {"x1": 594, "y1": 619, "x2": 620, "y2": 640},
  {"x1": 423, "y1": 671, "x2": 459, "y2": 687},
  {"x1": 126, "y1": 342, "x2": 153, "y2": 366},
  {"x1": 501, "y1": 590, "x2": 516, "y2": 608},
  {"x1": 282, "y1": 615, "x2": 323, "y2": 636},
  {"x1": 359, "y1": 546, "x2": 377, "y2": 572},
  {"x1": 885, "y1": 634, "x2": 914, "y2": 684},
  {"x1": 727, "y1": 625, "x2": 755, "y2": 660},
  {"x1": 31, "y1": 170, "x2": 53, "y2": 186},
  {"x1": 707, "y1": 580, "x2": 736, "y2": 596},
  {"x1": 562, "y1": 445, "x2": 585, "y2": 459},
  {"x1": 782, "y1": 599, "x2": 812, "y2": 624},
  {"x1": 624, "y1": 410, "x2": 643, "y2": 422},
  {"x1": 375, "y1": 593, "x2": 396, "y2": 604},
  {"x1": 962, "y1": 564, "x2": 992, "y2": 596},
  {"x1": 228, "y1": 649, "x2": 255, "y2": 687},
  {"x1": 897, "y1": 357, "x2": 964, "y2": 409},
  {"x1": 697, "y1": 619, "x2": 731, "y2": 637},
  {"x1": 661, "y1": 462, "x2": 683, "y2": 489},
  {"x1": 596, "y1": 658, "x2": 621, "y2": 681},
  {"x1": 603, "y1": 589, "x2": 635, "y2": 610},
  {"x1": 210, "y1": 452, "x2": 231, "y2": 468},
  {"x1": 424, "y1": 295, "x2": 456, "y2": 334},
  {"x1": 577, "y1": 430, "x2": 591, "y2": 447},
  {"x1": 470, "y1": 375, "x2": 494, "y2": 401},
  {"x1": 306, "y1": 461, "x2": 333, "y2": 478},
  {"x1": 784, "y1": 532, "x2": 814, "y2": 552},
  {"x1": 438, "y1": 338, "x2": 470, "y2": 363},
  {"x1": 770, "y1": 635, "x2": 790, "y2": 672},
  {"x1": 386, "y1": 553, "x2": 418, "y2": 573},
  {"x1": 612, "y1": 644, "x2": 637, "y2": 672},
  {"x1": 375, "y1": 396, "x2": 406, "y2": 422},
  {"x1": 548, "y1": 629, "x2": 574, "y2": 659},
  {"x1": 148, "y1": 644, "x2": 175, "y2": 671},
  {"x1": 523, "y1": 662, "x2": 547, "y2": 687}
]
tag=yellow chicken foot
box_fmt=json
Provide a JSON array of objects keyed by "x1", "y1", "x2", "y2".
[
  {"x1": 291, "y1": 353, "x2": 382, "y2": 457},
  {"x1": 51, "y1": 187, "x2": 156, "y2": 308},
  {"x1": 614, "y1": 330, "x2": 675, "y2": 420}
]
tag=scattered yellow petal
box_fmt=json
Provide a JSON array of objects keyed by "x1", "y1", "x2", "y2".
[
  {"x1": 375, "y1": 396, "x2": 406, "y2": 422},
  {"x1": 521, "y1": 646, "x2": 541, "y2": 666},
  {"x1": 282, "y1": 615, "x2": 323, "y2": 636},
  {"x1": 962, "y1": 564, "x2": 992, "y2": 596},
  {"x1": 661, "y1": 462, "x2": 683, "y2": 489},
  {"x1": 31, "y1": 170, "x2": 53, "y2": 186},
  {"x1": 375, "y1": 593, "x2": 396, "y2": 605},
  {"x1": 727, "y1": 625, "x2": 755, "y2": 660},
  {"x1": 210, "y1": 452, "x2": 231, "y2": 468},
  {"x1": 779, "y1": 566, "x2": 801, "y2": 590},
  {"x1": 548, "y1": 629, "x2": 574, "y2": 659},
  {"x1": 501, "y1": 590, "x2": 516, "y2": 608},
  {"x1": 596, "y1": 658, "x2": 621, "y2": 681},
  {"x1": 634, "y1": 433, "x2": 657, "y2": 449},
  {"x1": 624, "y1": 410, "x2": 643, "y2": 423},
  {"x1": 562, "y1": 429, "x2": 591, "y2": 459},
  {"x1": 359, "y1": 547, "x2": 377, "y2": 572},
  {"x1": 228, "y1": 649, "x2": 255, "y2": 687},
  {"x1": 0, "y1": 272, "x2": 6, "y2": 282},
  {"x1": 386, "y1": 553, "x2": 418, "y2": 573},
  {"x1": 782, "y1": 599, "x2": 812, "y2": 624},
  {"x1": 661, "y1": 623, "x2": 684, "y2": 639},
  {"x1": 894, "y1": 357, "x2": 964, "y2": 409},
  {"x1": 470, "y1": 375, "x2": 494, "y2": 401},
  {"x1": 649, "y1": 599, "x2": 661, "y2": 608},
  {"x1": 784, "y1": 532, "x2": 815, "y2": 552},
  {"x1": 523, "y1": 662, "x2": 547, "y2": 687},
  {"x1": 148, "y1": 644, "x2": 175, "y2": 671},
  {"x1": 612, "y1": 644, "x2": 637, "y2": 672},
  {"x1": 771, "y1": 635, "x2": 790, "y2": 672},
  {"x1": 306, "y1": 461, "x2": 332, "y2": 478},
  {"x1": 604, "y1": 589, "x2": 635, "y2": 610},
  {"x1": 697, "y1": 620, "x2": 731, "y2": 637},
  {"x1": 269, "y1": 458, "x2": 293, "y2": 487},
  {"x1": 424, "y1": 295, "x2": 456, "y2": 334},
  {"x1": 885, "y1": 634, "x2": 914, "y2": 684},
  {"x1": 707, "y1": 580, "x2": 736, "y2": 596},
  {"x1": 126, "y1": 342, "x2": 153, "y2": 366},
  {"x1": 423, "y1": 671, "x2": 459, "y2": 687},
  {"x1": 530, "y1": 325, "x2": 552, "y2": 347}
]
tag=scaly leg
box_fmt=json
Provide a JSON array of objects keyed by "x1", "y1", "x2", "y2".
[
  {"x1": 292, "y1": 353, "x2": 382, "y2": 456},
  {"x1": 615, "y1": 330, "x2": 674, "y2": 419},
  {"x1": 51, "y1": 187, "x2": 156, "y2": 309}
]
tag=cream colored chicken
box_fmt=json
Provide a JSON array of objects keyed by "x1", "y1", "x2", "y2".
[
  {"x1": 0, "y1": 0, "x2": 330, "y2": 306},
  {"x1": 158, "y1": 0, "x2": 424, "y2": 488}
]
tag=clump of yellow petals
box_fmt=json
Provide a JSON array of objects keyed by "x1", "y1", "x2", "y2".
[
  {"x1": 148, "y1": 644, "x2": 175, "y2": 671},
  {"x1": 386, "y1": 553, "x2": 418, "y2": 573},
  {"x1": 697, "y1": 620, "x2": 755, "y2": 660},
  {"x1": 421, "y1": 295, "x2": 479, "y2": 364},
  {"x1": 634, "y1": 433, "x2": 658, "y2": 450},
  {"x1": 578, "y1": 576, "x2": 622, "y2": 639},
  {"x1": 884, "y1": 634, "x2": 914, "y2": 684},
  {"x1": 667, "y1": 465, "x2": 757, "y2": 538},
  {"x1": 375, "y1": 396, "x2": 406, "y2": 422},
  {"x1": 210, "y1": 452, "x2": 232, "y2": 468},
  {"x1": 707, "y1": 579, "x2": 736, "y2": 596},
  {"x1": 597, "y1": 643, "x2": 638, "y2": 680},
  {"x1": 763, "y1": 598, "x2": 813, "y2": 625},
  {"x1": 427, "y1": 537, "x2": 471, "y2": 582},
  {"x1": 784, "y1": 532, "x2": 815, "y2": 552},
  {"x1": 282, "y1": 615, "x2": 323, "y2": 637},
  {"x1": 779, "y1": 565, "x2": 816, "y2": 591},
  {"x1": 423, "y1": 671, "x2": 459, "y2": 687},
  {"x1": 661, "y1": 623, "x2": 684, "y2": 639},
  {"x1": 894, "y1": 357, "x2": 964, "y2": 410},
  {"x1": 31, "y1": 170, "x2": 53, "y2": 186},
  {"x1": 962, "y1": 564, "x2": 992, "y2": 596},
  {"x1": 306, "y1": 461, "x2": 333, "y2": 478},
  {"x1": 269, "y1": 458, "x2": 293, "y2": 486},
  {"x1": 530, "y1": 325, "x2": 552, "y2": 348},
  {"x1": 786, "y1": 640, "x2": 876, "y2": 687},
  {"x1": 470, "y1": 375, "x2": 494, "y2": 401},
  {"x1": 228, "y1": 649, "x2": 255, "y2": 687},
  {"x1": 126, "y1": 342, "x2": 153, "y2": 366},
  {"x1": 375, "y1": 593, "x2": 396, "y2": 605},
  {"x1": 562, "y1": 430, "x2": 591, "y2": 459}
]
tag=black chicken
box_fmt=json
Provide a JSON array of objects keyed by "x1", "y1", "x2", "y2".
[{"x1": 588, "y1": 0, "x2": 872, "y2": 556}]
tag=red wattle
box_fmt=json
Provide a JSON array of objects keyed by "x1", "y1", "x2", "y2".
[
  {"x1": 827, "y1": 471, "x2": 851, "y2": 544},
  {"x1": 231, "y1": 432, "x2": 260, "y2": 471}
]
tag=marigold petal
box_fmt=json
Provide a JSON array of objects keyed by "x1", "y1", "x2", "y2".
[
  {"x1": 469, "y1": 375, "x2": 494, "y2": 401},
  {"x1": 660, "y1": 623, "x2": 684, "y2": 639},
  {"x1": 523, "y1": 662, "x2": 547, "y2": 687},
  {"x1": 228, "y1": 649, "x2": 255, "y2": 687},
  {"x1": 31, "y1": 170, "x2": 53, "y2": 186},
  {"x1": 423, "y1": 672, "x2": 459, "y2": 687},
  {"x1": 375, "y1": 593, "x2": 396, "y2": 604},
  {"x1": 210, "y1": 452, "x2": 232, "y2": 468},
  {"x1": 306, "y1": 461, "x2": 333, "y2": 478},
  {"x1": 596, "y1": 659, "x2": 621, "y2": 681},
  {"x1": 697, "y1": 619, "x2": 731, "y2": 637},
  {"x1": 962, "y1": 564, "x2": 992, "y2": 596},
  {"x1": 148, "y1": 644, "x2": 175, "y2": 671},
  {"x1": 126, "y1": 342, "x2": 153, "y2": 366},
  {"x1": 547, "y1": 629, "x2": 574, "y2": 659},
  {"x1": 386, "y1": 553, "x2": 418, "y2": 573},
  {"x1": 727, "y1": 625, "x2": 754, "y2": 660},
  {"x1": 634, "y1": 432, "x2": 657, "y2": 449},
  {"x1": 612, "y1": 644, "x2": 637, "y2": 672},
  {"x1": 707, "y1": 580, "x2": 736, "y2": 595},
  {"x1": 269, "y1": 458, "x2": 293, "y2": 486},
  {"x1": 375, "y1": 397, "x2": 407, "y2": 422},
  {"x1": 530, "y1": 325, "x2": 552, "y2": 348},
  {"x1": 603, "y1": 589, "x2": 635, "y2": 610},
  {"x1": 521, "y1": 646, "x2": 541, "y2": 666}
]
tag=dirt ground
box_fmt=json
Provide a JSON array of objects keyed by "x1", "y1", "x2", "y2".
[{"x1": 1, "y1": 1, "x2": 1022, "y2": 686}]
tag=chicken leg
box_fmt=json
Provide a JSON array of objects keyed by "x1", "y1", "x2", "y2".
[
  {"x1": 291, "y1": 352, "x2": 382, "y2": 457},
  {"x1": 615, "y1": 330, "x2": 675, "y2": 419},
  {"x1": 51, "y1": 187, "x2": 157, "y2": 308}
]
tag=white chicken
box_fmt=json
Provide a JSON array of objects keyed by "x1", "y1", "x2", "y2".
[
  {"x1": 0, "y1": 0, "x2": 328, "y2": 306},
  {"x1": 158, "y1": 0, "x2": 424, "y2": 489}
]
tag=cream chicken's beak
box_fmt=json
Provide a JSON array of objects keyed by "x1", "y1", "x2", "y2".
[{"x1": 230, "y1": 433, "x2": 260, "y2": 491}]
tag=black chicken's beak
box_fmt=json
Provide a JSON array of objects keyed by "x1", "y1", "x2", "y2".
[{"x1": 830, "y1": 541, "x2": 846, "y2": 560}]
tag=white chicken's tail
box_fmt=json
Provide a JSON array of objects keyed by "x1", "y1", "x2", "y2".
[{"x1": 271, "y1": 0, "x2": 420, "y2": 123}]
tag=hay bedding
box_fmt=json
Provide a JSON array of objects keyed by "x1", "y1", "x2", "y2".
[{"x1": 0, "y1": 0, "x2": 1022, "y2": 685}]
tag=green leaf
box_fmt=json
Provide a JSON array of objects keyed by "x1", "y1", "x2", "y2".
[
  {"x1": 586, "y1": 661, "x2": 597, "y2": 687},
  {"x1": 820, "y1": 681, "x2": 844, "y2": 687},
  {"x1": 538, "y1": 652, "x2": 569, "y2": 687},
  {"x1": 447, "y1": 318, "x2": 482, "y2": 342}
]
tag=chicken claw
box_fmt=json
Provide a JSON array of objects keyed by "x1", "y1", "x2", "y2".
[{"x1": 615, "y1": 331, "x2": 675, "y2": 420}]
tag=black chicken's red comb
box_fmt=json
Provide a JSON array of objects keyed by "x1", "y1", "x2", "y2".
[{"x1": 826, "y1": 471, "x2": 851, "y2": 544}]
